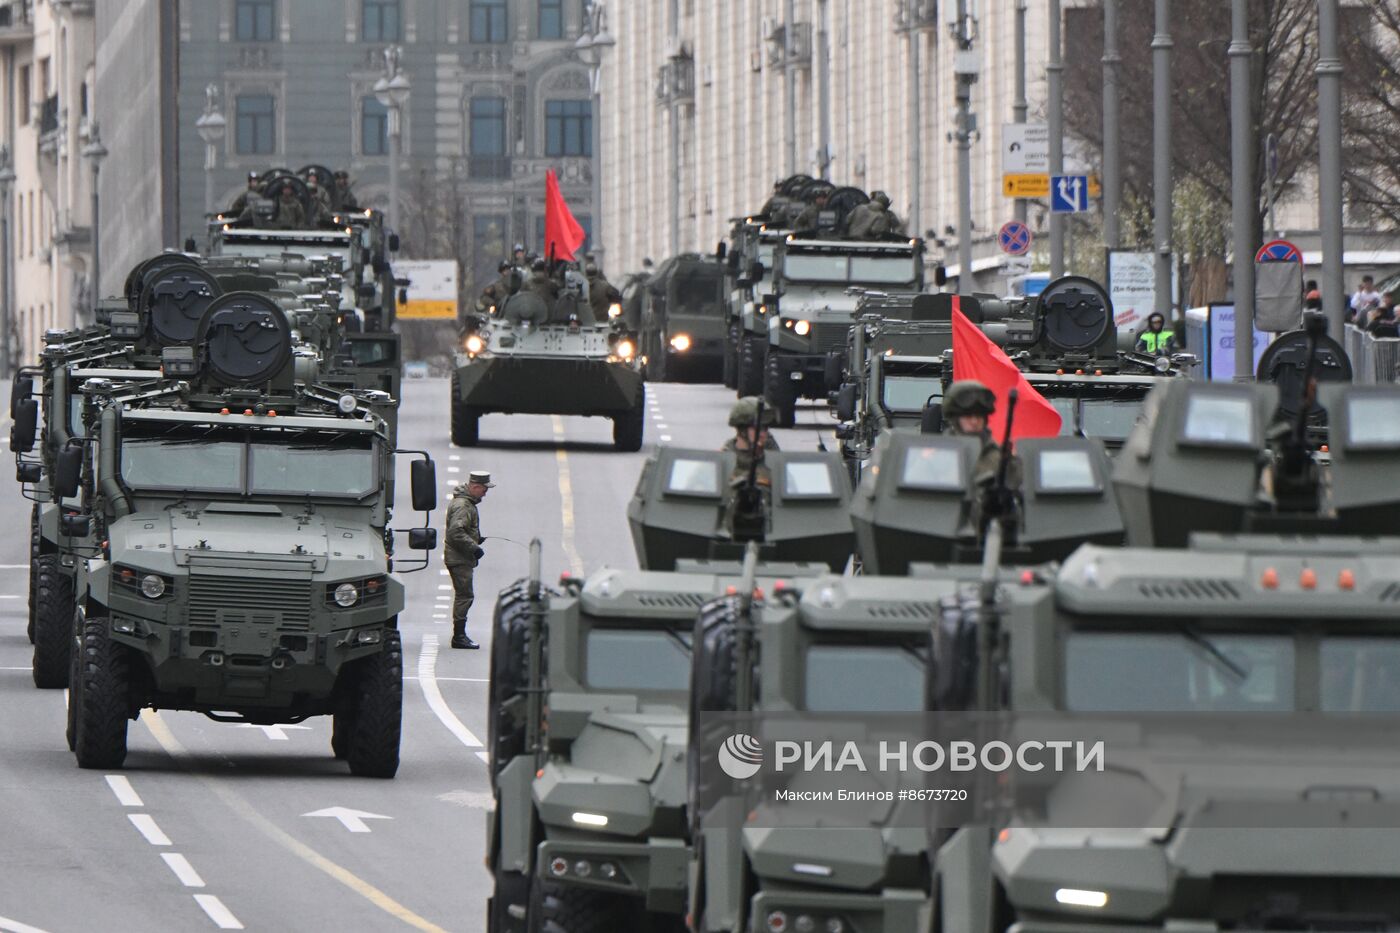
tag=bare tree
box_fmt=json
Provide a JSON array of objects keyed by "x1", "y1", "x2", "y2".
[
  {"x1": 399, "y1": 160, "x2": 473, "y2": 364},
  {"x1": 1342, "y1": 5, "x2": 1400, "y2": 232}
]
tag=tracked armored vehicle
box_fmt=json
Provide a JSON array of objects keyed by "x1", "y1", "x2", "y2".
[
  {"x1": 37, "y1": 291, "x2": 437, "y2": 776},
  {"x1": 452, "y1": 285, "x2": 646, "y2": 451},
  {"x1": 486, "y1": 441, "x2": 854, "y2": 932}
]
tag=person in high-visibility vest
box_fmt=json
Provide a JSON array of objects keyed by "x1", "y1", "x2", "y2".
[{"x1": 1135, "y1": 312, "x2": 1177, "y2": 356}]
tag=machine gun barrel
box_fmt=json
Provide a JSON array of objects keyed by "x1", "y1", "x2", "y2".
[
  {"x1": 734, "y1": 541, "x2": 760, "y2": 714},
  {"x1": 525, "y1": 537, "x2": 546, "y2": 757},
  {"x1": 976, "y1": 390, "x2": 1018, "y2": 712}
]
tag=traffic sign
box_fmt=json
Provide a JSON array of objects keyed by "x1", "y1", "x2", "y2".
[
  {"x1": 1002, "y1": 123, "x2": 1050, "y2": 174},
  {"x1": 1000, "y1": 256, "x2": 1033, "y2": 276},
  {"x1": 1255, "y1": 239, "x2": 1302, "y2": 263},
  {"x1": 998, "y1": 221, "x2": 1033, "y2": 256},
  {"x1": 1004, "y1": 174, "x2": 1101, "y2": 201},
  {"x1": 1050, "y1": 175, "x2": 1089, "y2": 213}
]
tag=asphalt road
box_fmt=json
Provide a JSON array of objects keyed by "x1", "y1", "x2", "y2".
[{"x1": 0, "y1": 375, "x2": 836, "y2": 933}]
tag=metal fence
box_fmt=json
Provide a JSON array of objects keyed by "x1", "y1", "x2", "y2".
[{"x1": 1345, "y1": 325, "x2": 1400, "y2": 384}]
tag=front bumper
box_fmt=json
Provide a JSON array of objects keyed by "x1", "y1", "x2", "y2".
[
  {"x1": 453, "y1": 356, "x2": 643, "y2": 416},
  {"x1": 767, "y1": 351, "x2": 832, "y2": 400},
  {"x1": 536, "y1": 837, "x2": 690, "y2": 914},
  {"x1": 749, "y1": 887, "x2": 928, "y2": 933}
]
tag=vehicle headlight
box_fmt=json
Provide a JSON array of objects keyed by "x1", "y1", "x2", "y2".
[
  {"x1": 140, "y1": 575, "x2": 166, "y2": 599},
  {"x1": 669, "y1": 333, "x2": 691, "y2": 352},
  {"x1": 465, "y1": 334, "x2": 485, "y2": 354},
  {"x1": 337, "y1": 393, "x2": 358, "y2": 414},
  {"x1": 615, "y1": 339, "x2": 635, "y2": 360},
  {"x1": 794, "y1": 320, "x2": 811, "y2": 337},
  {"x1": 1154, "y1": 356, "x2": 1172, "y2": 373},
  {"x1": 608, "y1": 302, "x2": 623, "y2": 319},
  {"x1": 334, "y1": 583, "x2": 360, "y2": 607}
]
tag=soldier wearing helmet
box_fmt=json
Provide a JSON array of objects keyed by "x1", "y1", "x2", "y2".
[
  {"x1": 943, "y1": 380, "x2": 1023, "y2": 492},
  {"x1": 723, "y1": 397, "x2": 782, "y2": 537},
  {"x1": 520, "y1": 258, "x2": 559, "y2": 306},
  {"x1": 228, "y1": 171, "x2": 262, "y2": 218},
  {"x1": 847, "y1": 190, "x2": 903, "y2": 239},
  {"x1": 585, "y1": 262, "x2": 621, "y2": 323}
]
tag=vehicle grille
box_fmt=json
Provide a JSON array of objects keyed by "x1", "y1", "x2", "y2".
[
  {"x1": 812, "y1": 323, "x2": 850, "y2": 354},
  {"x1": 188, "y1": 573, "x2": 313, "y2": 630},
  {"x1": 635, "y1": 593, "x2": 710, "y2": 610}
]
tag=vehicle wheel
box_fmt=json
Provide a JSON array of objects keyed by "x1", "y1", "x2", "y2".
[
  {"x1": 73, "y1": 617, "x2": 131, "y2": 769},
  {"x1": 613, "y1": 402, "x2": 645, "y2": 452},
  {"x1": 66, "y1": 618, "x2": 81, "y2": 752},
  {"x1": 737, "y1": 336, "x2": 765, "y2": 397},
  {"x1": 489, "y1": 866, "x2": 531, "y2": 933},
  {"x1": 527, "y1": 875, "x2": 643, "y2": 933},
  {"x1": 331, "y1": 707, "x2": 354, "y2": 760},
  {"x1": 722, "y1": 324, "x2": 739, "y2": 389},
  {"x1": 451, "y1": 381, "x2": 480, "y2": 448},
  {"x1": 32, "y1": 554, "x2": 74, "y2": 689},
  {"x1": 27, "y1": 505, "x2": 38, "y2": 644},
  {"x1": 346, "y1": 629, "x2": 403, "y2": 778}
]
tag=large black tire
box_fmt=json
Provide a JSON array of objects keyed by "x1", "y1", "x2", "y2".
[
  {"x1": 451, "y1": 375, "x2": 480, "y2": 447},
  {"x1": 527, "y1": 876, "x2": 644, "y2": 933},
  {"x1": 736, "y1": 335, "x2": 765, "y2": 397},
  {"x1": 488, "y1": 583, "x2": 550, "y2": 788},
  {"x1": 721, "y1": 324, "x2": 739, "y2": 390},
  {"x1": 345, "y1": 629, "x2": 403, "y2": 778},
  {"x1": 687, "y1": 597, "x2": 748, "y2": 836},
  {"x1": 27, "y1": 504, "x2": 38, "y2": 644},
  {"x1": 489, "y1": 865, "x2": 531, "y2": 933},
  {"x1": 32, "y1": 555, "x2": 74, "y2": 689},
  {"x1": 73, "y1": 618, "x2": 132, "y2": 769},
  {"x1": 763, "y1": 357, "x2": 798, "y2": 428},
  {"x1": 613, "y1": 402, "x2": 645, "y2": 452}
]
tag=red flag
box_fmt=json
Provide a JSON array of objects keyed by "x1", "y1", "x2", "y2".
[
  {"x1": 951, "y1": 297, "x2": 1063, "y2": 440},
  {"x1": 544, "y1": 169, "x2": 586, "y2": 263}
]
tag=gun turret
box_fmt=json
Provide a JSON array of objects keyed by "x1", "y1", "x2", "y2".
[{"x1": 1270, "y1": 313, "x2": 1326, "y2": 512}]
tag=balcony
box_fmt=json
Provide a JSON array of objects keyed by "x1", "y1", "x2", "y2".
[
  {"x1": 469, "y1": 156, "x2": 512, "y2": 180},
  {"x1": 0, "y1": 0, "x2": 32, "y2": 44}
]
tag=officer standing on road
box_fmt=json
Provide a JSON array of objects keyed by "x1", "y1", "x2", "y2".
[
  {"x1": 943, "y1": 381, "x2": 1022, "y2": 492},
  {"x1": 445, "y1": 471, "x2": 494, "y2": 650},
  {"x1": 1135, "y1": 312, "x2": 1177, "y2": 357}
]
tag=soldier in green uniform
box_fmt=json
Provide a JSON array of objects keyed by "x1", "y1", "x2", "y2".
[
  {"x1": 332, "y1": 170, "x2": 359, "y2": 211},
  {"x1": 520, "y1": 259, "x2": 559, "y2": 306},
  {"x1": 228, "y1": 171, "x2": 261, "y2": 217},
  {"x1": 722, "y1": 397, "x2": 780, "y2": 537},
  {"x1": 444, "y1": 471, "x2": 494, "y2": 649},
  {"x1": 305, "y1": 171, "x2": 333, "y2": 226},
  {"x1": 792, "y1": 190, "x2": 830, "y2": 235},
  {"x1": 270, "y1": 184, "x2": 306, "y2": 230},
  {"x1": 943, "y1": 380, "x2": 1023, "y2": 495},
  {"x1": 585, "y1": 262, "x2": 622, "y2": 322}
]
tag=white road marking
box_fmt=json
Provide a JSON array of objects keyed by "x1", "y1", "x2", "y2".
[
  {"x1": 657, "y1": 424, "x2": 669, "y2": 430},
  {"x1": 161, "y1": 853, "x2": 206, "y2": 888},
  {"x1": 437, "y1": 584, "x2": 453, "y2": 590},
  {"x1": 0, "y1": 915, "x2": 56, "y2": 933},
  {"x1": 661, "y1": 435, "x2": 673, "y2": 442},
  {"x1": 416, "y1": 635, "x2": 484, "y2": 750},
  {"x1": 0, "y1": 666, "x2": 31, "y2": 671},
  {"x1": 236, "y1": 723, "x2": 311, "y2": 741},
  {"x1": 439, "y1": 569, "x2": 450, "y2": 576},
  {"x1": 0, "y1": 595, "x2": 20, "y2": 600},
  {"x1": 436, "y1": 789, "x2": 494, "y2": 809},
  {"x1": 475, "y1": 751, "x2": 491, "y2": 764},
  {"x1": 193, "y1": 894, "x2": 244, "y2": 930},
  {"x1": 303, "y1": 807, "x2": 392, "y2": 834},
  {"x1": 129, "y1": 813, "x2": 172, "y2": 846},
  {"x1": 448, "y1": 454, "x2": 461, "y2": 461},
  {"x1": 447, "y1": 467, "x2": 460, "y2": 473},
  {"x1": 404, "y1": 675, "x2": 488, "y2": 683},
  {"x1": 0, "y1": 564, "x2": 30, "y2": 569},
  {"x1": 105, "y1": 775, "x2": 144, "y2": 807}
]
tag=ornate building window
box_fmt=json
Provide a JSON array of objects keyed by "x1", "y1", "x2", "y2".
[{"x1": 544, "y1": 99, "x2": 591, "y2": 157}]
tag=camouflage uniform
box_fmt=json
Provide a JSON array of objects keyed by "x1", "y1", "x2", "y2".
[
  {"x1": 306, "y1": 182, "x2": 332, "y2": 226},
  {"x1": 586, "y1": 265, "x2": 622, "y2": 322},
  {"x1": 943, "y1": 380, "x2": 1022, "y2": 508},
  {"x1": 271, "y1": 194, "x2": 306, "y2": 230},
  {"x1": 521, "y1": 266, "x2": 560, "y2": 306},
  {"x1": 228, "y1": 181, "x2": 259, "y2": 218},
  {"x1": 333, "y1": 174, "x2": 360, "y2": 211},
  {"x1": 723, "y1": 397, "x2": 781, "y2": 534},
  {"x1": 847, "y1": 193, "x2": 899, "y2": 239},
  {"x1": 792, "y1": 198, "x2": 828, "y2": 234},
  {"x1": 445, "y1": 476, "x2": 491, "y2": 647}
]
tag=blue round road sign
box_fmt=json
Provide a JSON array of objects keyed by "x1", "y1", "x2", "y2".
[{"x1": 998, "y1": 221, "x2": 1033, "y2": 256}]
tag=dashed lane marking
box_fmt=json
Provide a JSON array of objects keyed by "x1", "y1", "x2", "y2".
[
  {"x1": 661, "y1": 435, "x2": 673, "y2": 442},
  {"x1": 129, "y1": 813, "x2": 173, "y2": 846},
  {"x1": 416, "y1": 635, "x2": 484, "y2": 750},
  {"x1": 161, "y1": 853, "x2": 207, "y2": 888},
  {"x1": 404, "y1": 675, "x2": 488, "y2": 683},
  {"x1": 448, "y1": 454, "x2": 461, "y2": 461},
  {"x1": 0, "y1": 915, "x2": 55, "y2": 933},
  {"x1": 105, "y1": 774, "x2": 144, "y2": 807},
  {"x1": 550, "y1": 415, "x2": 585, "y2": 576},
  {"x1": 193, "y1": 895, "x2": 244, "y2": 930},
  {"x1": 141, "y1": 711, "x2": 449, "y2": 933}
]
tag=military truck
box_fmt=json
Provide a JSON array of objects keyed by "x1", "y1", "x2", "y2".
[
  {"x1": 486, "y1": 441, "x2": 855, "y2": 932},
  {"x1": 20, "y1": 290, "x2": 438, "y2": 775},
  {"x1": 932, "y1": 373, "x2": 1400, "y2": 931},
  {"x1": 451, "y1": 283, "x2": 647, "y2": 451},
  {"x1": 640, "y1": 254, "x2": 728, "y2": 382}
]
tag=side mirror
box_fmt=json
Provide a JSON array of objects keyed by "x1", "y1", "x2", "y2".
[
  {"x1": 920, "y1": 400, "x2": 944, "y2": 435},
  {"x1": 11, "y1": 398, "x2": 38, "y2": 453},
  {"x1": 60, "y1": 513, "x2": 91, "y2": 538},
  {"x1": 397, "y1": 288, "x2": 408, "y2": 304},
  {"x1": 835, "y1": 384, "x2": 857, "y2": 423},
  {"x1": 388, "y1": 233, "x2": 400, "y2": 252},
  {"x1": 55, "y1": 444, "x2": 83, "y2": 498},
  {"x1": 409, "y1": 527, "x2": 437, "y2": 551},
  {"x1": 716, "y1": 241, "x2": 728, "y2": 261},
  {"x1": 358, "y1": 283, "x2": 377, "y2": 300},
  {"x1": 410, "y1": 459, "x2": 437, "y2": 512},
  {"x1": 934, "y1": 264, "x2": 949, "y2": 287},
  {"x1": 748, "y1": 261, "x2": 765, "y2": 282},
  {"x1": 11, "y1": 374, "x2": 32, "y2": 417},
  {"x1": 16, "y1": 462, "x2": 41, "y2": 483}
]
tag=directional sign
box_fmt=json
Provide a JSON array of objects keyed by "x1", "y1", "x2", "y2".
[
  {"x1": 1255, "y1": 239, "x2": 1302, "y2": 263},
  {"x1": 303, "y1": 807, "x2": 393, "y2": 834},
  {"x1": 1003, "y1": 123, "x2": 1050, "y2": 175},
  {"x1": 1005, "y1": 174, "x2": 1102, "y2": 201},
  {"x1": 998, "y1": 221, "x2": 1033, "y2": 256},
  {"x1": 1050, "y1": 175, "x2": 1089, "y2": 214},
  {"x1": 395, "y1": 259, "x2": 459, "y2": 320}
]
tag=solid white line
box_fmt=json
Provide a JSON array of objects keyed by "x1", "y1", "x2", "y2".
[
  {"x1": 193, "y1": 894, "x2": 244, "y2": 930},
  {"x1": 0, "y1": 666, "x2": 31, "y2": 671},
  {"x1": 415, "y1": 635, "x2": 483, "y2": 750},
  {"x1": 475, "y1": 751, "x2": 490, "y2": 764},
  {"x1": 129, "y1": 813, "x2": 172, "y2": 846},
  {"x1": 0, "y1": 915, "x2": 55, "y2": 933},
  {"x1": 0, "y1": 563, "x2": 30, "y2": 569},
  {"x1": 161, "y1": 853, "x2": 207, "y2": 888},
  {"x1": 105, "y1": 775, "x2": 144, "y2": 807},
  {"x1": 404, "y1": 675, "x2": 489, "y2": 683},
  {"x1": 0, "y1": 595, "x2": 20, "y2": 600}
]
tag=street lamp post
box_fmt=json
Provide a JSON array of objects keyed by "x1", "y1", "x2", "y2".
[
  {"x1": 577, "y1": 3, "x2": 615, "y2": 268},
  {"x1": 373, "y1": 46, "x2": 411, "y2": 235},
  {"x1": 195, "y1": 84, "x2": 227, "y2": 218},
  {"x1": 0, "y1": 148, "x2": 14, "y2": 378},
  {"x1": 82, "y1": 125, "x2": 108, "y2": 312}
]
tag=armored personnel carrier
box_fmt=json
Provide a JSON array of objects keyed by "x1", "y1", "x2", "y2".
[
  {"x1": 486, "y1": 439, "x2": 854, "y2": 932},
  {"x1": 27, "y1": 290, "x2": 437, "y2": 776},
  {"x1": 640, "y1": 253, "x2": 727, "y2": 382},
  {"x1": 451, "y1": 282, "x2": 646, "y2": 451}
]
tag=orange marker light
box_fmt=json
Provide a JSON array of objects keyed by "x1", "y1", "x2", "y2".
[
  {"x1": 1075, "y1": 369, "x2": 1085, "y2": 375},
  {"x1": 1300, "y1": 568, "x2": 1318, "y2": 590},
  {"x1": 220, "y1": 408, "x2": 230, "y2": 415},
  {"x1": 1094, "y1": 369, "x2": 1103, "y2": 376},
  {"x1": 725, "y1": 585, "x2": 738, "y2": 596},
  {"x1": 1261, "y1": 568, "x2": 1280, "y2": 589},
  {"x1": 1338, "y1": 569, "x2": 1356, "y2": 591},
  {"x1": 243, "y1": 409, "x2": 254, "y2": 416},
  {"x1": 267, "y1": 410, "x2": 277, "y2": 417},
  {"x1": 1321, "y1": 444, "x2": 1330, "y2": 453},
  {"x1": 998, "y1": 828, "x2": 1012, "y2": 843},
  {"x1": 1055, "y1": 368, "x2": 1065, "y2": 375},
  {"x1": 1020, "y1": 570, "x2": 1035, "y2": 585}
]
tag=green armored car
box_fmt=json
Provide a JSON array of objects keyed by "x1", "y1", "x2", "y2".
[
  {"x1": 640, "y1": 254, "x2": 728, "y2": 382},
  {"x1": 44, "y1": 292, "x2": 437, "y2": 776}
]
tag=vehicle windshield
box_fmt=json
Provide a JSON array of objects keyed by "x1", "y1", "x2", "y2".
[
  {"x1": 120, "y1": 423, "x2": 377, "y2": 498},
  {"x1": 674, "y1": 270, "x2": 723, "y2": 315},
  {"x1": 1034, "y1": 384, "x2": 1150, "y2": 442},
  {"x1": 850, "y1": 256, "x2": 919, "y2": 286},
  {"x1": 784, "y1": 253, "x2": 917, "y2": 286},
  {"x1": 804, "y1": 643, "x2": 927, "y2": 712},
  {"x1": 1080, "y1": 398, "x2": 1146, "y2": 441},
  {"x1": 585, "y1": 627, "x2": 692, "y2": 692},
  {"x1": 882, "y1": 374, "x2": 943, "y2": 414}
]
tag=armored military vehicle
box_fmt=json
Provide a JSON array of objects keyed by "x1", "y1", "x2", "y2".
[
  {"x1": 451, "y1": 282, "x2": 647, "y2": 451},
  {"x1": 486, "y1": 439, "x2": 854, "y2": 932},
  {"x1": 640, "y1": 254, "x2": 728, "y2": 382},
  {"x1": 30, "y1": 290, "x2": 437, "y2": 775}
]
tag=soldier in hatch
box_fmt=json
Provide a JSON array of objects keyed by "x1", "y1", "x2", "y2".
[
  {"x1": 792, "y1": 190, "x2": 831, "y2": 235},
  {"x1": 474, "y1": 261, "x2": 519, "y2": 317},
  {"x1": 332, "y1": 170, "x2": 360, "y2": 211},
  {"x1": 228, "y1": 171, "x2": 261, "y2": 218},
  {"x1": 520, "y1": 259, "x2": 559, "y2": 306},
  {"x1": 943, "y1": 380, "x2": 1022, "y2": 512},
  {"x1": 585, "y1": 262, "x2": 622, "y2": 322},
  {"x1": 305, "y1": 171, "x2": 333, "y2": 226},
  {"x1": 847, "y1": 191, "x2": 901, "y2": 239},
  {"x1": 444, "y1": 471, "x2": 494, "y2": 649},
  {"x1": 269, "y1": 184, "x2": 306, "y2": 230},
  {"x1": 723, "y1": 396, "x2": 781, "y2": 537}
]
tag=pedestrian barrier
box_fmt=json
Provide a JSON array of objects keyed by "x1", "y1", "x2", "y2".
[{"x1": 1345, "y1": 325, "x2": 1400, "y2": 384}]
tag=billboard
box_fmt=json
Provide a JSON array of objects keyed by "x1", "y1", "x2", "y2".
[{"x1": 394, "y1": 260, "x2": 458, "y2": 320}]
